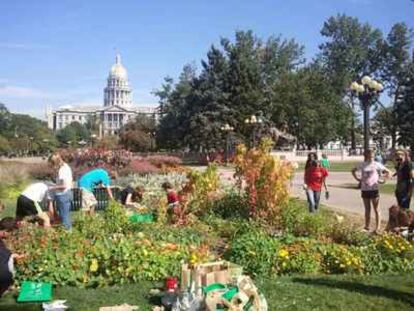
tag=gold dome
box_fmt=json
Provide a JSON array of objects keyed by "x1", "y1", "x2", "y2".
[{"x1": 109, "y1": 54, "x2": 128, "y2": 79}]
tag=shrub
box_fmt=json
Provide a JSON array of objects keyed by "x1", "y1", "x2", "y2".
[
  {"x1": 225, "y1": 226, "x2": 279, "y2": 277},
  {"x1": 127, "y1": 158, "x2": 160, "y2": 175},
  {"x1": 145, "y1": 155, "x2": 182, "y2": 168},
  {"x1": 27, "y1": 163, "x2": 55, "y2": 180},
  {"x1": 275, "y1": 238, "x2": 321, "y2": 274},
  {"x1": 210, "y1": 191, "x2": 250, "y2": 219},
  {"x1": 321, "y1": 244, "x2": 364, "y2": 274},
  {"x1": 329, "y1": 223, "x2": 370, "y2": 246},
  {"x1": 280, "y1": 200, "x2": 329, "y2": 238},
  {"x1": 234, "y1": 138, "x2": 292, "y2": 223}
]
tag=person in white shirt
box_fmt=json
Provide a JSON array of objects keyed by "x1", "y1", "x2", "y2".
[
  {"x1": 48, "y1": 154, "x2": 73, "y2": 230},
  {"x1": 15, "y1": 182, "x2": 52, "y2": 228},
  {"x1": 352, "y1": 149, "x2": 391, "y2": 233}
]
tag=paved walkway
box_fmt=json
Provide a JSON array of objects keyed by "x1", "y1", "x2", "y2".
[
  {"x1": 291, "y1": 171, "x2": 397, "y2": 217},
  {"x1": 212, "y1": 167, "x2": 398, "y2": 219}
]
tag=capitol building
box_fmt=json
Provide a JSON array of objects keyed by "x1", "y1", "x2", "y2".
[{"x1": 46, "y1": 54, "x2": 159, "y2": 136}]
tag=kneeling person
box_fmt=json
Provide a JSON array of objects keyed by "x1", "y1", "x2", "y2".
[
  {"x1": 16, "y1": 183, "x2": 52, "y2": 228},
  {"x1": 120, "y1": 185, "x2": 145, "y2": 209}
]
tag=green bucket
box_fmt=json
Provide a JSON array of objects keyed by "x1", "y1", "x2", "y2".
[
  {"x1": 202, "y1": 283, "x2": 226, "y2": 295},
  {"x1": 17, "y1": 281, "x2": 53, "y2": 302},
  {"x1": 222, "y1": 287, "x2": 239, "y2": 301},
  {"x1": 129, "y1": 212, "x2": 154, "y2": 223}
]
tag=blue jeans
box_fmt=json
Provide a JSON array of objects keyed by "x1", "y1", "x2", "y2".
[
  {"x1": 396, "y1": 191, "x2": 411, "y2": 209},
  {"x1": 55, "y1": 192, "x2": 72, "y2": 230},
  {"x1": 306, "y1": 189, "x2": 321, "y2": 213}
]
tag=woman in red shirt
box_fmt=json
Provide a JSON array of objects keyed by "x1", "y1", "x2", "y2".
[{"x1": 304, "y1": 159, "x2": 328, "y2": 213}]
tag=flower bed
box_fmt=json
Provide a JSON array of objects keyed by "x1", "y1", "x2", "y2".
[{"x1": 8, "y1": 201, "x2": 213, "y2": 287}]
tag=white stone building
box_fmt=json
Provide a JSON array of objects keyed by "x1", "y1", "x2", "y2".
[{"x1": 46, "y1": 54, "x2": 159, "y2": 136}]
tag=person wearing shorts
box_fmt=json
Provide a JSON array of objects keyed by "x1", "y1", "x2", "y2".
[
  {"x1": 352, "y1": 149, "x2": 391, "y2": 233},
  {"x1": 15, "y1": 182, "x2": 52, "y2": 227}
]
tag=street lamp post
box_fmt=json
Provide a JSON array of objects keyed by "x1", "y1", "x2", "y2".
[
  {"x1": 90, "y1": 134, "x2": 97, "y2": 148},
  {"x1": 350, "y1": 76, "x2": 383, "y2": 154},
  {"x1": 220, "y1": 124, "x2": 234, "y2": 165},
  {"x1": 244, "y1": 115, "x2": 263, "y2": 148}
]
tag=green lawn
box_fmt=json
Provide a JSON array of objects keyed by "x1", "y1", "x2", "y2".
[
  {"x1": 298, "y1": 161, "x2": 359, "y2": 172},
  {"x1": 332, "y1": 183, "x2": 396, "y2": 196},
  {"x1": 298, "y1": 161, "x2": 395, "y2": 172},
  {"x1": 1, "y1": 274, "x2": 414, "y2": 310}
]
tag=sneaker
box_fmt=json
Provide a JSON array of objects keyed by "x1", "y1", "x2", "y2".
[{"x1": 361, "y1": 227, "x2": 370, "y2": 233}]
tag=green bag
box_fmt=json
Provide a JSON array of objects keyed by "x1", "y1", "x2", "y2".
[
  {"x1": 129, "y1": 212, "x2": 154, "y2": 223},
  {"x1": 17, "y1": 281, "x2": 53, "y2": 302}
]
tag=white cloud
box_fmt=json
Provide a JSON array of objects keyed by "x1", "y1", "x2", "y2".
[
  {"x1": 0, "y1": 85, "x2": 53, "y2": 99},
  {"x1": 0, "y1": 43, "x2": 48, "y2": 49}
]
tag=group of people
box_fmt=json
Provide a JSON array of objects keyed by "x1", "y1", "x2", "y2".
[
  {"x1": 13, "y1": 153, "x2": 182, "y2": 231},
  {"x1": 303, "y1": 149, "x2": 414, "y2": 234},
  {"x1": 0, "y1": 152, "x2": 182, "y2": 297}
]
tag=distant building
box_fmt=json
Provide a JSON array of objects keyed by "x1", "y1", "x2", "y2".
[{"x1": 46, "y1": 54, "x2": 159, "y2": 136}]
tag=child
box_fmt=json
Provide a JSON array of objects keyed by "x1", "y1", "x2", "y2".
[{"x1": 162, "y1": 182, "x2": 179, "y2": 210}]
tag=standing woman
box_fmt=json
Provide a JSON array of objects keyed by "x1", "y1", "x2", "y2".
[
  {"x1": 352, "y1": 149, "x2": 391, "y2": 233},
  {"x1": 394, "y1": 150, "x2": 414, "y2": 209},
  {"x1": 304, "y1": 155, "x2": 328, "y2": 213},
  {"x1": 48, "y1": 154, "x2": 73, "y2": 230}
]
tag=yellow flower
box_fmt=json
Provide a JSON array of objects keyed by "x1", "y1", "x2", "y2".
[
  {"x1": 90, "y1": 259, "x2": 99, "y2": 272},
  {"x1": 278, "y1": 249, "x2": 289, "y2": 258}
]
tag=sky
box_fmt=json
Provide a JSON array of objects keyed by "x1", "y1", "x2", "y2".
[{"x1": 1, "y1": 0, "x2": 413, "y2": 119}]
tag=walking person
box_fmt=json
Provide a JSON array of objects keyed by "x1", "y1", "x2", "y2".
[
  {"x1": 394, "y1": 150, "x2": 414, "y2": 209},
  {"x1": 304, "y1": 154, "x2": 328, "y2": 213},
  {"x1": 48, "y1": 154, "x2": 73, "y2": 230},
  {"x1": 320, "y1": 153, "x2": 331, "y2": 170},
  {"x1": 352, "y1": 149, "x2": 391, "y2": 234}
]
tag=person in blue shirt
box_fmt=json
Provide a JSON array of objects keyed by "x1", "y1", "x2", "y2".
[{"x1": 78, "y1": 168, "x2": 116, "y2": 212}]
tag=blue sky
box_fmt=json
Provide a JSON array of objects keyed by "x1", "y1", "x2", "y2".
[{"x1": 1, "y1": 0, "x2": 413, "y2": 119}]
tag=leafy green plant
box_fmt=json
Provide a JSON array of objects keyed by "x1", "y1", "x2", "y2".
[
  {"x1": 280, "y1": 200, "x2": 329, "y2": 237},
  {"x1": 210, "y1": 190, "x2": 250, "y2": 219},
  {"x1": 225, "y1": 226, "x2": 279, "y2": 277}
]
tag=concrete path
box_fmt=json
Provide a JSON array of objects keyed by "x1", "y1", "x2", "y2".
[
  {"x1": 292, "y1": 171, "x2": 397, "y2": 217},
  {"x1": 212, "y1": 167, "x2": 398, "y2": 219}
]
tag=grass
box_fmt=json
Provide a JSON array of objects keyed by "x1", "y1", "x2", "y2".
[
  {"x1": 298, "y1": 161, "x2": 359, "y2": 172},
  {"x1": 1, "y1": 274, "x2": 414, "y2": 310},
  {"x1": 297, "y1": 161, "x2": 395, "y2": 172},
  {"x1": 332, "y1": 183, "x2": 396, "y2": 196}
]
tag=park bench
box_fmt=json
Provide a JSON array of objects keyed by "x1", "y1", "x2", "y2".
[{"x1": 70, "y1": 187, "x2": 122, "y2": 211}]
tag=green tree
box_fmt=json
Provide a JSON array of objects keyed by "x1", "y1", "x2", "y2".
[
  {"x1": 119, "y1": 114, "x2": 156, "y2": 151},
  {"x1": 318, "y1": 14, "x2": 384, "y2": 150},
  {"x1": 155, "y1": 64, "x2": 196, "y2": 150},
  {"x1": 56, "y1": 122, "x2": 90, "y2": 147},
  {"x1": 0, "y1": 135, "x2": 11, "y2": 154},
  {"x1": 372, "y1": 106, "x2": 397, "y2": 151},
  {"x1": 155, "y1": 31, "x2": 305, "y2": 151},
  {"x1": 0, "y1": 103, "x2": 12, "y2": 134},
  {"x1": 379, "y1": 22, "x2": 413, "y2": 148},
  {"x1": 395, "y1": 62, "x2": 414, "y2": 152},
  {"x1": 273, "y1": 64, "x2": 350, "y2": 148}
]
